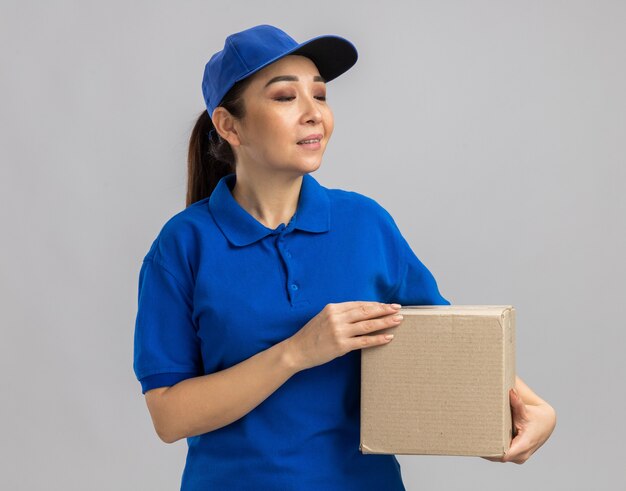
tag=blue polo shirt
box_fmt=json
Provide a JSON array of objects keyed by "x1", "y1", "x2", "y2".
[{"x1": 133, "y1": 172, "x2": 450, "y2": 491}]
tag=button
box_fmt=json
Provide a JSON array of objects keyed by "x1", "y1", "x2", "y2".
[{"x1": 290, "y1": 284, "x2": 298, "y2": 291}]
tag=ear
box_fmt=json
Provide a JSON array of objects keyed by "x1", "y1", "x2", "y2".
[{"x1": 212, "y1": 107, "x2": 242, "y2": 147}]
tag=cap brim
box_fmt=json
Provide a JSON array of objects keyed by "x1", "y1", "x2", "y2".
[
  {"x1": 232, "y1": 34, "x2": 358, "y2": 86},
  {"x1": 289, "y1": 35, "x2": 359, "y2": 82}
]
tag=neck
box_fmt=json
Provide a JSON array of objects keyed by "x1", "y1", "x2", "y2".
[{"x1": 231, "y1": 167, "x2": 303, "y2": 230}]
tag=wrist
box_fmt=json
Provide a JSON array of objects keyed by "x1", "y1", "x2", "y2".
[{"x1": 278, "y1": 337, "x2": 303, "y2": 375}]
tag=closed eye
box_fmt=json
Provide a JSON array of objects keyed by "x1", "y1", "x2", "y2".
[{"x1": 275, "y1": 96, "x2": 326, "y2": 102}]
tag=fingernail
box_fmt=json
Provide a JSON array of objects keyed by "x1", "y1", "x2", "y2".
[{"x1": 390, "y1": 304, "x2": 402, "y2": 309}]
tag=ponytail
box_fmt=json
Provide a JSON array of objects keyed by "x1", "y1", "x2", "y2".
[{"x1": 186, "y1": 76, "x2": 255, "y2": 207}]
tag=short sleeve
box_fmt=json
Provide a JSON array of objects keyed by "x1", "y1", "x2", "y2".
[
  {"x1": 376, "y1": 204, "x2": 451, "y2": 306},
  {"x1": 133, "y1": 256, "x2": 203, "y2": 394},
  {"x1": 385, "y1": 241, "x2": 451, "y2": 306}
]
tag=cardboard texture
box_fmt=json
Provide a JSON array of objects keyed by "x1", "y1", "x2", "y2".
[{"x1": 360, "y1": 305, "x2": 516, "y2": 457}]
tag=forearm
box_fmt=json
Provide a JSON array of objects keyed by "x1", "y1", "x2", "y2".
[{"x1": 156, "y1": 339, "x2": 301, "y2": 443}]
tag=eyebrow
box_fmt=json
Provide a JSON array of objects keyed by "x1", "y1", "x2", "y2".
[{"x1": 264, "y1": 75, "x2": 326, "y2": 88}]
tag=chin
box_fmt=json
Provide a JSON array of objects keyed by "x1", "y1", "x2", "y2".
[
  {"x1": 280, "y1": 157, "x2": 321, "y2": 173},
  {"x1": 300, "y1": 159, "x2": 323, "y2": 174},
  {"x1": 274, "y1": 152, "x2": 324, "y2": 175}
]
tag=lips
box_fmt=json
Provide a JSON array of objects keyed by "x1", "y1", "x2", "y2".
[{"x1": 297, "y1": 133, "x2": 323, "y2": 144}]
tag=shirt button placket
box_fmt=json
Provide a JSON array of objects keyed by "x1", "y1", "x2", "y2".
[{"x1": 277, "y1": 232, "x2": 298, "y2": 304}]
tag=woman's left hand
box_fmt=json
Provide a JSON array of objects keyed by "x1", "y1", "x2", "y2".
[{"x1": 482, "y1": 388, "x2": 557, "y2": 464}]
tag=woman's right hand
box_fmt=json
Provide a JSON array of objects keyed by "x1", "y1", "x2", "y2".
[{"x1": 285, "y1": 301, "x2": 404, "y2": 371}]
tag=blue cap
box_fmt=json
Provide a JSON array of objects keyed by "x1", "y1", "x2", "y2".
[{"x1": 202, "y1": 24, "x2": 358, "y2": 118}]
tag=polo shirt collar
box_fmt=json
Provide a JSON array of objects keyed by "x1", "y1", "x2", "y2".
[{"x1": 209, "y1": 173, "x2": 330, "y2": 247}]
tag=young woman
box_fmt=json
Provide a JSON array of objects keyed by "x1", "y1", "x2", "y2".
[{"x1": 133, "y1": 24, "x2": 556, "y2": 490}]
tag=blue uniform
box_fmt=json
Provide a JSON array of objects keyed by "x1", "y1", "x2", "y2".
[{"x1": 133, "y1": 172, "x2": 450, "y2": 490}]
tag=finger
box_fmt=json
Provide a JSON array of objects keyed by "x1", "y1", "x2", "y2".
[
  {"x1": 485, "y1": 420, "x2": 532, "y2": 465},
  {"x1": 500, "y1": 431, "x2": 530, "y2": 464},
  {"x1": 349, "y1": 330, "x2": 397, "y2": 350},
  {"x1": 332, "y1": 301, "x2": 400, "y2": 316},
  {"x1": 348, "y1": 311, "x2": 404, "y2": 339},
  {"x1": 510, "y1": 389, "x2": 530, "y2": 424},
  {"x1": 341, "y1": 301, "x2": 401, "y2": 323}
]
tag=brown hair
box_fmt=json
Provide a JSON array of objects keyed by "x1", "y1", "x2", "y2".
[{"x1": 186, "y1": 76, "x2": 255, "y2": 207}]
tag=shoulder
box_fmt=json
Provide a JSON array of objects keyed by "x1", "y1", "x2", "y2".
[
  {"x1": 143, "y1": 198, "x2": 213, "y2": 277},
  {"x1": 324, "y1": 185, "x2": 398, "y2": 229}
]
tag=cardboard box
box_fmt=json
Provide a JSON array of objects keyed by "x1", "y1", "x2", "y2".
[{"x1": 360, "y1": 305, "x2": 516, "y2": 457}]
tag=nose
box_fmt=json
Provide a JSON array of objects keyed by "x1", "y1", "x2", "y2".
[{"x1": 299, "y1": 94, "x2": 323, "y2": 124}]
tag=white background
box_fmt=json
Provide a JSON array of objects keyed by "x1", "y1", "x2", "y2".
[{"x1": 2, "y1": 1, "x2": 624, "y2": 489}]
